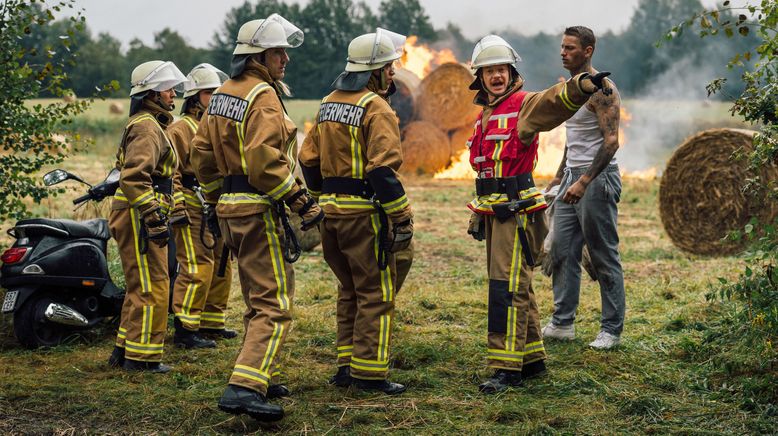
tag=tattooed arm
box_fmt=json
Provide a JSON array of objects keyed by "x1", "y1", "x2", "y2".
[{"x1": 562, "y1": 79, "x2": 620, "y2": 203}]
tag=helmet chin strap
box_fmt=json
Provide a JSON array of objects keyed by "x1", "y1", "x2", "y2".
[{"x1": 154, "y1": 91, "x2": 175, "y2": 111}]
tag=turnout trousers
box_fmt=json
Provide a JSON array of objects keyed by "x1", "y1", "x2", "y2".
[
  {"x1": 484, "y1": 211, "x2": 547, "y2": 370},
  {"x1": 221, "y1": 210, "x2": 293, "y2": 395},
  {"x1": 172, "y1": 201, "x2": 233, "y2": 331},
  {"x1": 109, "y1": 207, "x2": 170, "y2": 362},
  {"x1": 321, "y1": 214, "x2": 397, "y2": 381}
]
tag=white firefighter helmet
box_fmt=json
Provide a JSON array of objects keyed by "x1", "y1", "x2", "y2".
[
  {"x1": 233, "y1": 13, "x2": 304, "y2": 55},
  {"x1": 181, "y1": 63, "x2": 228, "y2": 98},
  {"x1": 130, "y1": 60, "x2": 187, "y2": 96},
  {"x1": 470, "y1": 35, "x2": 522, "y2": 70},
  {"x1": 345, "y1": 28, "x2": 406, "y2": 72}
]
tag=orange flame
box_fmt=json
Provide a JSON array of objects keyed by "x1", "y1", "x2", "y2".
[{"x1": 401, "y1": 36, "x2": 457, "y2": 79}]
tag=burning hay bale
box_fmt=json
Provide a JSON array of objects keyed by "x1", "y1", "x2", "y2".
[
  {"x1": 109, "y1": 102, "x2": 124, "y2": 115},
  {"x1": 659, "y1": 128, "x2": 778, "y2": 256},
  {"x1": 400, "y1": 121, "x2": 451, "y2": 175},
  {"x1": 417, "y1": 63, "x2": 480, "y2": 131},
  {"x1": 390, "y1": 68, "x2": 420, "y2": 129},
  {"x1": 449, "y1": 125, "x2": 474, "y2": 157}
]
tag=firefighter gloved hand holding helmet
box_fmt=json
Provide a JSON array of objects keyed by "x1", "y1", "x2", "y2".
[
  {"x1": 299, "y1": 27, "x2": 412, "y2": 396},
  {"x1": 464, "y1": 35, "x2": 607, "y2": 394},
  {"x1": 190, "y1": 13, "x2": 314, "y2": 422},
  {"x1": 106, "y1": 60, "x2": 186, "y2": 374}
]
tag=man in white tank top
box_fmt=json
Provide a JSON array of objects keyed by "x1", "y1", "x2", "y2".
[{"x1": 542, "y1": 26, "x2": 626, "y2": 349}]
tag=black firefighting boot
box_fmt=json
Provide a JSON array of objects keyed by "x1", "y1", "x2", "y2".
[
  {"x1": 122, "y1": 359, "x2": 172, "y2": 374},
  {"x1": 327, "y1": 366, "x2": 352, "y2": 387},
  {"x1": 107, "y1": 345, "x2": 125, "y2": 368},
  {"x1": 218, "y1": 384, "x2": 284, "y2": 422},
  {"x1": 174, "y1": 318, "x2": 216, "y2": 349},
  {"x1": 479, "y1": 369, "x2": 523, "y2": 394},
  {"x1": 199, "y1": 327, "x2": 239, "y2": 339},
  {"x1": 353, "y1": 378, "x2": 407, "y2": 395},
  {"x1": 521, "y1": 360, "x2": 547, "y2": 380},
  {"x1": 266, "y1": 384, "x2": 291, "y2": 399}
]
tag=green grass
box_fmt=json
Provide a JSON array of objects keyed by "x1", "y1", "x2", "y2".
[{"x1": 1, "y1": 176, "x2": 774, "y2": 434}]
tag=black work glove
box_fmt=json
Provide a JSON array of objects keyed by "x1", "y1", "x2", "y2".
[
  {"x1": 286, "y1": 189, "x2": 324, "y2": 231},
  {"x1": 580, "y1": 71, "x2": 612, "y2": 96},
  {"x1": 140, "y1": 206, "x2": 169, "y2": 247},
  {"x1": 168, "y1": 202, "x2": 190, "y2": 227},
  {"x1": 467, "y1": 212, "x2": 485, "y2": 241},
  {"x1": 203, "y1": 203, "x2": 221, "y2": 239},
  {"x1": 386, "y1": 219, "x2": 413, "y2": 253}
]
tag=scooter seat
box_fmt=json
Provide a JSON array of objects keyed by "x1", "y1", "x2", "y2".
[{"x1": 14, "y1": 218, "x2": 111, "y2": 240}]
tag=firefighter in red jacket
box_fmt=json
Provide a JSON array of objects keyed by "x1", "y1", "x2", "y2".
[{"x1": 465, "y1": 35, "x2": 611, "y2": 393}]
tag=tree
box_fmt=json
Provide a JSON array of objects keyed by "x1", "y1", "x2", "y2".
[
  {"x1": 69, "y1": 32, "x2": 126, "y2": 97},
  {"x1": 0, "y1": 0, "x2": 114, "y2": 221},
  {"x1": 377, "y1": 0, "x2": 436, "y2": 42}
]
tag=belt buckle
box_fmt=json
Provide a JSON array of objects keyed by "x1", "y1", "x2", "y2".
[{"x1": 478, "y1": 169, "x2": 493, "y2": 179}]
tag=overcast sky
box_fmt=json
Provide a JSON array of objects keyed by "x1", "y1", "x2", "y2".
[{"x1": 66, "y1": 0, "x2": 745, "y2": 50}]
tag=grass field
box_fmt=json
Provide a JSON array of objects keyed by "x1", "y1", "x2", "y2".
[{"x1": 0, "y1": 98, "x2": 772, "y2": 434}]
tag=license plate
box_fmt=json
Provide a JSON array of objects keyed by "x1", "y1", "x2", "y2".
[{"x1": 2, "y1": 290, "x2": 18, "y2": 313}]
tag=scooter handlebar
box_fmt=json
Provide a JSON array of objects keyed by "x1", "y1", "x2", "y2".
[{"x1": 73, "y1": 193, "x2": 92, "y2": 205}]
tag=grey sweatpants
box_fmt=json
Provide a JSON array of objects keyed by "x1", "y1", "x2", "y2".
[{"x1": 550, "y1": 164, "x2": 626, "y2": 335}]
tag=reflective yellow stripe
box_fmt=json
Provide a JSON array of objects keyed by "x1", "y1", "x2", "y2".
[
  {"x1": 382, "y1": 195, "x2": 409, "y2": 214},
  {"x1": 175, "y1": 313, "x2": 200, "y2": 323},
  {"x1": 337, "y1": 345, "x2": 354, "y2": 351},
  {"x1": 218, "y1": 192, "x2": 272, "y2": 206},
  {"x1": 173, "y1": 191, "x2": 186, "y2": 203},
  {"x1": 370, "y1": 213, "x2": 394, "y2": 302},
  {"x1": 130, "y1": 190, "x2": 156, "y2": 207},
  {"x1": 129, "y1": 208, "x2": 152, "y2": 294},
  {"x1": 260, "y1": 322, "x2": 284, "y2": 373},
  {"x1": 285, "y1": 127, "x2": 297, "y2": 175},
  {"x1": 141, "y1": 305, "x2": 153, "y2": 344},
  {"x1": 127, "y1": 114, "x2": 178, "y2": 178},
  {"x1": 378, "y1": 314, "x2": 391, "y2": 362},
  {"x1": 182, "y1": 115, "x2": 198, "y2": 134},
  {"x1": 337, "y1": 344, "x2": 354, "y2": 358},
  {"x1": 201, "y1": 178, "x2": 223, "y2": 194},
  {"x1": 237, "y1": 83, "x2": 272, "y2": 174},
  {"x1": 349, "y1": 92, "x2": 379, "y2": 179},
  {"x1": 350, "y1": 356, "x2": 389, "y2": 372},
  {"x1": 125, "y1": 340, "x2": 164, "y2": 352},
  {"x1": 318, "y1": 194, "x2": 374, "y2": 209},
  {"x1": 262, "y1": 210, "x2": 289, "y2": 310},
  {"x1": 508, "y1": 214, "x2": 527, "y2": 293},
  {"x1": 200, "y1": 312, "x2": 225, "y2": 322},
  {"x1": 232, "y1": 364, "x2": 270, "y2": 385},
  {"x1": 559, "y1": 83, "x2": 581, "y2": 111},
  {"x1": 266, "y1": 172, "x2": 295, "y2": 201},
  {"x1": 505, "y1": 306, "x2": 516, "y2": 352},
  {"x1": 183, "y1": 192, "x2": 201, "y2": 208}
]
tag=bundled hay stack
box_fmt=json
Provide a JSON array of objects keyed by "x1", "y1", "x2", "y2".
[
  {"x1": 659, "y1": 128, "x2": 778, "y2": 255},
  {"x1": 109, "y1": 102, "x2": 124, "y2": 115},
  {"x1": 400, "y1": 121, "x2": 450, "y2": 175},
  {"x1": 449, "y1": 125, "x2": 474, "y2": 158},
  {"x1": 390, "y1": 68, "x2": 420, "y2": 129},
  {"x1": 416, "y1": 63, "x2": 479, "y2": 131},
  {"x1": 62, "y1": 92, "x2": 77, "y2": 103}
]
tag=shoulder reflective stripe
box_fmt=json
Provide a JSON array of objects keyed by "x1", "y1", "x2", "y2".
[
  {"x1": 559, "y1": 83, "x2": 582, "y2": 111},
  {"x1": 267, "y1": 172, "x2": 295, "y2": 200},
  {"x1": 488, "y1": 111, "x2": 519, "y2": 121},
  {"x1": 182, "y1": 115, "x2": 199, "y2": 134},
  {"x1": 349, "y1": 92, "x2": 379, "y2": 179},
  {"x1": 236, "y1": 83, "x2": 272, "y2": 174}
]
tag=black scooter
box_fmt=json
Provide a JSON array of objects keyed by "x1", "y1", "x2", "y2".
[{"x1": 0, "y1": 169, "x2": 125, "y2": 348}]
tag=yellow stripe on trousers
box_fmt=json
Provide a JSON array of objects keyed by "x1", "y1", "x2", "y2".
[
  {"x1": 130, "y1": 208, "x2": 152, "y2": 294},
  {"x1": 369, "y1": 213, "x2": 394, "y2": 302},
  {"x1": 508, "y1": 214, "x2": 527, "y2": 293},
  {"x1": 262, "y1": 210, "x2": 290, "y2": 311},
  {"x1": 505, "y1": 306, "x2": 518, "y2": 352},
  {"x1": 260, "y1": 322, "x2": 284, "y2": 374},
  {"x1": 141, "y1": 305, "x2": 153, "y2": 344},
  {"x1": 178, "y1": 224, "x2": 200, "y2": 321},
  {"x1": 378, "y1": 313, "x2": 391, "y2": 362}
]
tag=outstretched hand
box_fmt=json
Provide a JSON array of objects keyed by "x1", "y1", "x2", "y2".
[{"x1": 590, "y1": 72, "x2": 612, "y2": 96}]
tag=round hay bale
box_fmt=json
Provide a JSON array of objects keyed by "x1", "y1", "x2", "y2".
[
  {"x1": 659, "y1": 128, "x2": 778, "y2": 255},
  {"x1": 109, "y1": 101, "x2": 124, "y2": 115},
  {"x1": 449, "y1": 125, "x2": 474, "y2": 158},
  {"x1": 62, "y1": 92, "x2": 77, "y2": 103},
  {"x1": 400, "y1": 121, "x2": 450, "y2": 175},
  {"x1": 389, "y1": 68, "x2": 420, "y2": 130},
  {"x1": 417, "y1": 63, "x2": 479, "y2": 131}
]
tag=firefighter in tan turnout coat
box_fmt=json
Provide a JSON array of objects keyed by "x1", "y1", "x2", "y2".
[
  {"x1": 464, "y1": 35, "x2": 612, "y2": 393},
  {"x1": 299, "y1": 28, "x2": 413, "y2": 395},
  {"x1": 167, "y1": 63, "x2": 235, "y2": 349},
  {"x1": 190, "y1": 14, "x2": 323, "y2": 422},
  {"x1": 107, "y1": 60, "x2": 187, "y2": 373}
]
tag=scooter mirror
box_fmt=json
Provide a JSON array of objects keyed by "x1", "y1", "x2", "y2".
[
  {"x1": 43, "y1": 169, "x2": 70, "y2": 186},
  {"x1": 104, "y1": 168, "x2": 120, "y2": 184}
]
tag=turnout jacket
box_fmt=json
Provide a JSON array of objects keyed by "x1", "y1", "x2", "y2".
[
  {"x1": 190, "y1": 61, "x2": 301, "y2": 218},
  {"x1": 299, "y1": 87, "x2": 412, "y2": 223},
  {"x1": 167, "y1": 106, "x2": 204, "y2": 208},
  {"x1": 467, "y1": 74, "x2": 593, "y2": 215},
  {"x1": 112, "y1": 99, "x2": 177, "y2": 213}
]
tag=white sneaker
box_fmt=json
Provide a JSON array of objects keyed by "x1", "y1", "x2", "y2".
[
  {"x1": 541, "y1": 323, "x2": 575, "y2": 340},
  {"x1": 589, "y1": 331, "x2": 621, "y2": 349}
]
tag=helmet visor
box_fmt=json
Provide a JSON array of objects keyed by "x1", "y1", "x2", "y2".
[
  {"x1": 372, "y1": 27, "x2": 406, "y2": 64},
  {"x1": 250, "y1": 13, "x2": 304, "y2": 49},
  {"x1": 179, "y1": 63, "x2": 228, "y2": 94},
  {"x1": 139, "y1": 61, "x2": 187, "y2": 92}
]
